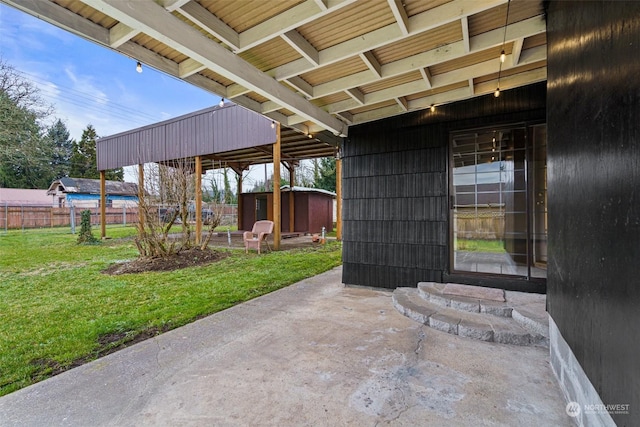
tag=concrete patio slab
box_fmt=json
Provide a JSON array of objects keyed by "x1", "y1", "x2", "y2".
[{"x1": 0, "y1": 267, "x2": 571, "y2": 426}]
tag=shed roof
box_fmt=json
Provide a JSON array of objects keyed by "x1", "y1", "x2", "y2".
[
  {"x1": 47, "y1": 178, "x2": 139, "y2": 196},
  {"x1": 96, "y1": 103, "x2": 340, "y2": 171},
  {"x1": 0, "y1": 188, "x2": 52, "y2": 205}
]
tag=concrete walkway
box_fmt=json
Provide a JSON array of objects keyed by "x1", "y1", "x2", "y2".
[{"x1": 0, "y1": 267, "x2": 571, "y2": 426}]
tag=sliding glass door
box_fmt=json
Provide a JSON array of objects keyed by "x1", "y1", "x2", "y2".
[{"x1": 450, "y1": 124, "x2": 547, "y2": 279}]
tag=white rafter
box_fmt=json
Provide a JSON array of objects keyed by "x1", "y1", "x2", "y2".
[
  {"x1": 360, "y1": 51, "x2": 382, "y2": 78},
  {"x1": 311, "y1": 16, "x2": 544, "y2": 99},
  {"x1": 178, "y1": 58, "x2": 206, "y2": 78},
  {"x1": 387, "y1": 0, "x2": 409, "y2": 36},
  {"x1": 395, "y1": 97, "x2": 409, "y2": 111},
  {"x1": 281, "y1": 30, "x2": 320, "y2": 66},
  {"x1": 512, "y1": 38, "x2": 525, "y2": 65},
  {"x1": 80, "y1": 0, "x2": 346, "y2": 135},
  {"x1": 420, "y1": 68, "x2": 433, "y2": 89},
  {"x1": 296, "y1": 46, "x2": 547, "y2": 123},
  {"x1": 2, "y1": 0, "x2": 550, "y2": 138},
  {"x1": 274, "y1": 0, "x2": 507, "y2": 81},
  {"x1": 178, "y1": 0, "x2": 240, "y2": 51},
  {"x1": 461, "y1": 16, "x2": 470, "y2": 53},
  {"x1": 236, "y1": 0, "x2": 357, "y2": 53},
  {"x1": 109, "y1": 22, "x2": 138, "y2": 48}
]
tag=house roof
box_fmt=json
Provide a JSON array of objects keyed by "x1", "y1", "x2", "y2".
[
  {"x1": 47, "y1": 178, "x2": 139, "y2": 196},
  {"x1": 0, "y1": 188, "x2": 52, "y2": 205},
  {"x1": 4, "y1": 0, "x2": 546, "y2": 138}
]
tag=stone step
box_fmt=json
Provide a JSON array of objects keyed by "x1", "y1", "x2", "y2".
[
  {"x1": 418, "y1": 282, "x2": 513, "y2": 317},
  {"x1": 393, "y1": 287, "x2": 549, "y2": 347},
  {"x1": 417, "y1": 282, "x2": 549, "y2": 340}
]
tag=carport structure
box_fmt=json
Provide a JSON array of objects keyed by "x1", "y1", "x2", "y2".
[{"x1": 95, "y1": 103, "x2": 342, "y2": 250}]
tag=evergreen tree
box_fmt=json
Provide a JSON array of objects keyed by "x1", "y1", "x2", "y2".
[
  {"x1": 313, "y1": 157, "x2": 336, "y2": 192},
  {"x1": 70, "y1": 125, "x2": 99, "y2": 179},
  {"x1": 46, "y1": 118, "x2": 73, "y2": 179},
  {"x1": 222, "y1": 167, "x2": 235, "y2": 204},
  {"x1": 68, "y1": 125, "x2": 122, "y2": 180}
]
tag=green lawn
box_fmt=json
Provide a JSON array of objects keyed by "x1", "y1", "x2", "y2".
[
  {"x1": 0, "y1": 226, "x2": 342, "y2": 397},
  {"x1": 455, "y1": 239, "x2": 507, "y2": 253}
]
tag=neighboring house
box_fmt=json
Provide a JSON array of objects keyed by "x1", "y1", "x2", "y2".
[
  {"x1": 46, "y1": 177, "x2": 139, "y2": 208},
  {"x1": 0, "y1": 188, "x2": 53, "y2": 206}
]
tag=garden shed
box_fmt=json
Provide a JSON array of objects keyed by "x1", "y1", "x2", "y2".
[{"x1": 240, "y1": 186, "x2": 335, "y2": 234}]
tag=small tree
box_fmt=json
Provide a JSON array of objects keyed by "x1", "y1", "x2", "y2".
[
  {"x1": 77, "y1": 210, "x2": 98, "y2": 244},
  {"x1": 134, "y1": 158, "x2": 223, "y2": 257}
]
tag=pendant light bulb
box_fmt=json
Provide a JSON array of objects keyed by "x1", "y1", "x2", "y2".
[
  {"x1": 500, "y1": 50, "x2": 506, "y2": 63},
  {"x1": 219, "y1": 98, "x2": 224, "y2": 108},
  {"x1": 136, "y1": 61, "x2": 142, "y2": 73},
  {"x1": 271, "y1": 121, "x2": 276, "y2": 129},
  {"x1": 494, "y1": 88, "x2": 500, "y2": 98},
  {"x1": 430, "y1": 104, "x2": 435, "y2": 113}
]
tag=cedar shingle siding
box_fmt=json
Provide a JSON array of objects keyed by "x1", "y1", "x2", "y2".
[{"x1": 342, "y1": 83, "x2": 546, "y2": 289}]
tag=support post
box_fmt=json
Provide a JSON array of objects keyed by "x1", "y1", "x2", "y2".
[
  {"x1": 237, "y1": 172, "x2": 243, "y2": 230},
  {"x1": 336, "y1": 156, "x2": 342, "y2": 241},
  {"x1": 273, "y1": 124, "x2": 281, "y2": 250},
  {"x1": 100, "y1": 170, "x2": 106, "y2": 239},
  {"x1": 195, "y1": 156, "x2": 202, "y2": 245},
  {"x1": 289, "y1": 165, "x2": 295, "y2": 233}
]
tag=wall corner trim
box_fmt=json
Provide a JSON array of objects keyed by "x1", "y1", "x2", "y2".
[{"x1": 549, "y1": 316, "x2": 617, "y2": 427}]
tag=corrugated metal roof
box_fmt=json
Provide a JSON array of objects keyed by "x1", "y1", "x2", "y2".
[{"x1": 96, "y1": 103, "x2": 338, "y2": 170}]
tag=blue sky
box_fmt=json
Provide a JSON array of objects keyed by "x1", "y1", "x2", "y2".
[
  {"x1": 0, "y1": 3, "x2": 222, "y2": 142},
  {"x1": 0, "y1": 3, "x2": 312, "y2": 189}
]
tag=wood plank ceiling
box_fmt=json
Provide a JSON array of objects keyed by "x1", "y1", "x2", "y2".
[{"x1": 3, "y1": 0, "x2": 546, "y2": 140}]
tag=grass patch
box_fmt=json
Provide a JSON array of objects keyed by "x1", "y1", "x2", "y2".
[
  {"x1": 0, "y1": 227, "x2": 341, "y2": 396},
  {"x1": 456, "y1": 239, "x2": 506, "y2": 253}
]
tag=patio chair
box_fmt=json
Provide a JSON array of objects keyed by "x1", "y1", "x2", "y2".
[{"x1": 243, "y1": 220, "x2": 274, "y2": 254}]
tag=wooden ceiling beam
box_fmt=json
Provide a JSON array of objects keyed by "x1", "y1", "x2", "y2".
[
  {"x1": 301, "y1": 46, "x2": 546, "y2": 119},
  {"x1": 420, "y1": 67, "x2": 433, "y2": 89},
  {"x1": 461, "y1": 16, "x2": 471, "y2": 53},
  {"x1": 351, "y1": 67, "x2": 546, "y2": 125},
  {"x1": 360, "y1": 51, "x2": 382, "y2": 78},
  {"x1": 395, "y1": 97, "x2": 409, "y2": 112},
  {"x1": 109, "y1": 22, "x2": 139, "y2": 48},
  {"x1": 178, "y1": 0, "x2": 240, "y2": 51},
  {"x1": 346, "y1": 88, "x2": 365, "y2": 105},
  {"x1": 158, "y1": 0, "x2": 190, "y2": 12},
  {"x1": 80, "y1": 0, "x2": 346, "y2": 136},
  {"x1": 312, "y1": 16, "x2": 545, "y2": 99},
  {"x1": 4, "y1": 0, "x2": 109, "y2": 44},
  {"x1": 236, "y1": 0, "x2": 357, "y2": 53},
  {"x1": 281, "y1": 30, "x2": 320, "y2": 66},
  {"x1": 512, "y1": 38, "x2": 525, "y2": 65},
  {"x1": 274, "y1": 0, "x2": 507, "y2": 81},
  {"x1": 387, "y1": 0, "x2": 409, "y2": 36},
  {"x1": 179, "y1": 58, "x2": 206, "y2": 78}
]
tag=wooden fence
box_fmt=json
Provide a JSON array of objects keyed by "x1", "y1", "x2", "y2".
[
  {"x1": 0, "y1": 204, "x2": 238, "y2": 231},
  {"x1": 0, "y1": 205, "x2": 139, "y2": 230}
]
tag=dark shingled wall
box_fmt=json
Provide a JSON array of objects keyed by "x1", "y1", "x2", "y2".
[
  {"x1": 342, "y1": 83, "x2": 546, "y2": 289},
  {"x1": 546, "y1": 1, "x2": 640, "y2": 422}
]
